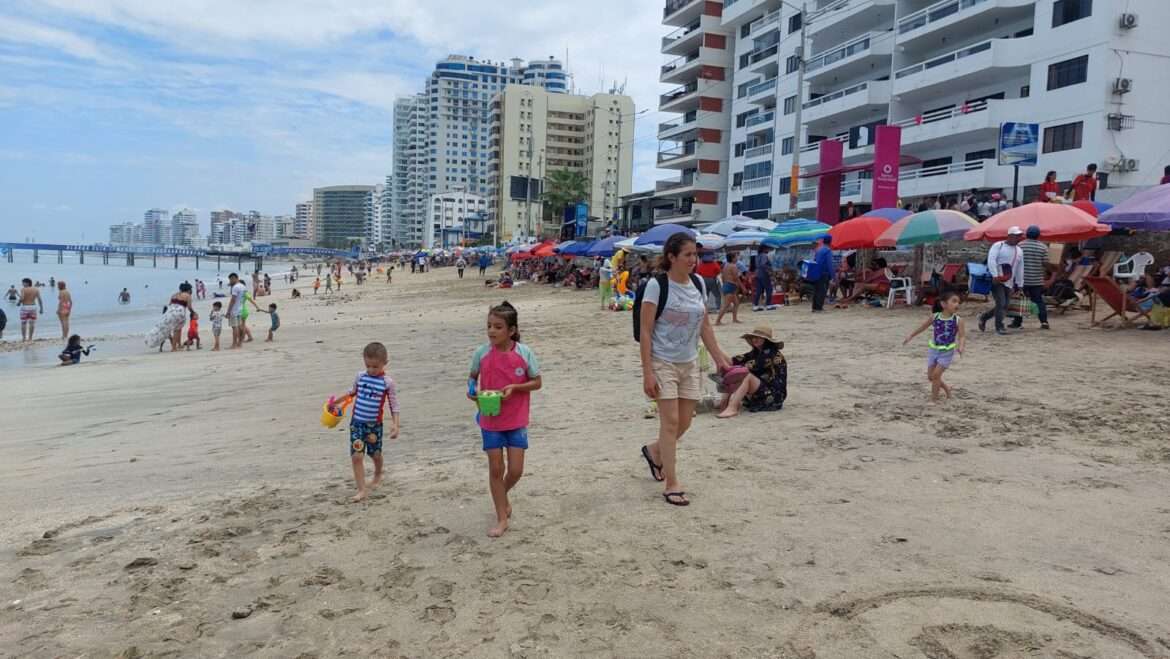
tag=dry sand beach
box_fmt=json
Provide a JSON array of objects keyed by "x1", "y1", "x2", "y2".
[{"x1": 1, "y1": 266, "x2": 1169, "y2": 658}]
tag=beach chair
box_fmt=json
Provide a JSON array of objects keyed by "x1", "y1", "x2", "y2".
[
  {"x1": 1113, "y1": 252, "x2": 1154, "y2": 282},
  {"x1": 886, "y1": 275, "x2": 914, "y2": 308},
  {"x1": 1083, "y1": 276, "x2": 1152, "y2": 328}
]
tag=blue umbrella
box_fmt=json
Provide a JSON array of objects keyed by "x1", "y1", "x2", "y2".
[
  {"x1": 586, "y1": 235, "x2": 626, "y2": 257},
  {"x1": 565, "y1": 240, "x2": 594, "y2": 257},
  {"x1": 634, "y1": 224, "x2": 698, "y2": 246},
  {"x1": 553, "y1": 240, "x2": 577, "y2": 253},
  {"x1": 862, "y1": 207, "x2": 912, "y2": 222}
]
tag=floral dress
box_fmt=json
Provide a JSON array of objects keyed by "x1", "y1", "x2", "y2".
[{"x1": 732, "y1": 344, "x2": 787, "y2": 412}]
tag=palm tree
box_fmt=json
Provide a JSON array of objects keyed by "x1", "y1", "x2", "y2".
[{"x1": 542, "y1": 169, "x2": 589, "y2": 222}]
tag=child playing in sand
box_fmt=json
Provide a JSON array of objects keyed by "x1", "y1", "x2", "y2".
[
  {"x1": 468, "y1": 301, "x2": 542, "y2": 537},
  {"x1": 185, "y1": 310, "x2": 201, "y2": 350},
  {"x1": 249, "y1": 301, "x2": 280, "y2": 342},
  {"x1": 333, "y1": 342, "x2": 400, "y2": 502},
  {"x1": 313, "y1": 277, "x2": 321, "y2": 295},
  {"x1": 58, "y1": 334, "x2": 93, "y2": 365},
  {"x1": 209, "y1": 301, "x2": 224, "y2": 351},
  {"x1": 903, "y1": 291, "x2": 966, "y2": 402}
]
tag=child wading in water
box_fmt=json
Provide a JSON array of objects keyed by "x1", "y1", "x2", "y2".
[
  {"x1": 904, "y1": 291, "x2": 966, "y2": 401},
  {"x1": 334, "y1": 342, "x2": 400, "y2": 502},
  {"x1": 468, "y1": 302, "x2": 542, "y2": 537}
]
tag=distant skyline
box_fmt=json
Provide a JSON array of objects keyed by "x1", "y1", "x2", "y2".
[{"x1": 0, "y1": 1, "x2": 664, "y2": 241}]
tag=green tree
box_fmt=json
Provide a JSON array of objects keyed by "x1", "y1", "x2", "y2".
[{"x1": 542, "y1": 169, "x2": 589, "y2": 222}]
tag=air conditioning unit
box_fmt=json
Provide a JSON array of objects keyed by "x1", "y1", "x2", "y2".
[
  {"x1": 1119, "y1": 13, "x2": 1138, "y2": 29},
  {"x1": 1117, "y1": 158, "x2": 1140, "y2": 173},
  {"x1": 1113, "y1": 77, "x2": 1133, "y2": 94}
]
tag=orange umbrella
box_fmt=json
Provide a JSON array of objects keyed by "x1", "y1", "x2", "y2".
[
  {"x1": 964, "y1": 202, "x2": 1110, "y2": 243},
  {"x1": 827, "y1": 216, "x2": 893, "y2": 249},
  {"x1": 533, "y1": 242, "x2": 557, "y2": 258}
]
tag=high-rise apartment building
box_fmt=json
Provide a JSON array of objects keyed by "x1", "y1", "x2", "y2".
[
  {"x1": 294, "y1": 201, "x2": 314, "y2": 240},
  {"x1": 108, "y1": 222, "x2": 138, "y2": 245},
  {"x1": 170, "y1": 208, "x2": 199, "y2": 247},
  {"x1": 367, "y1": 183, "x2": 386, "y2": 246},
  {"x1": 313, "y1": 185, "x2": 376, "y2": 249},
  {"x1": 379, "y1": 176, "x2": 393, "y2": 248},
  {"x1": 488, "y1": 86, "x2": 635, "y2": 241},
  {"x1": 274, "y1": 215, "x2": 295, "y2": 239},
  {"x1": 655, "y1": 0, "x2": 735, "y2": 224},
  {"x1": 392, "y1": 55, "x2": 572, "y2": 248},
  {"x1": 142, "y1": 208, "x2": 169, "y2": 245},
  {"x1": 713, "y1": 0, "x2": 1170, "y2": 219}
]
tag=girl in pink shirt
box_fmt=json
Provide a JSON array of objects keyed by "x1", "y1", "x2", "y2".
[{"x1": 468, "y1": 301, "x2": 542, "y2": 538}]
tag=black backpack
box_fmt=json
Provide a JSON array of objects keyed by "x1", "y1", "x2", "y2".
[{"x1": 632, "y1": 272, "x2": 704, "y2": 342}]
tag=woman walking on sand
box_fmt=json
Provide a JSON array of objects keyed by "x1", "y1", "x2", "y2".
[
  {"x1": 637, "y1": 232, "x2": 732, "y2": 506},
  {"x1": 145, "y1": 282, "x2": 192, "y2": 351},
  {"x1": 56, "y1": 281, "x2": 73, "y2": 340}
]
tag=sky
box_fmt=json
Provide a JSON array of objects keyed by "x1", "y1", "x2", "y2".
[{"x1": 0, "y1": 0, "x2": 666, "y2": 242}]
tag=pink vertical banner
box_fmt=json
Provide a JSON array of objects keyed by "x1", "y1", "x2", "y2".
[
  {"x1": 816, "y1": 139, "x2": 843, "y2": 225},
  {"x1": 871, "y1": 125, "x2": 902, "y2": 209}
]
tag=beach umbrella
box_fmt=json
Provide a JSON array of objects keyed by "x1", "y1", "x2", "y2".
[
  {"x1": 828, "y1": 216, "x2": 893, "y2": 249},
  {"x1": 614, "y1": 237, "x2": 639, "y2": 251},
  {"x1": 553, "y1": 240, "x2": 577, "y2": 253},
  {"x1": 763, "y1": 218, "x2": 832, "y2": 247},
  {"x1": 701, "y1": 219, "x2": 744, "y2": 236},
  {"x1": 634, "y1": 223, "x2": 698, "y2": 246},
  {"x1": 565, "y1": 240, "x2": 594, "y2": 257},
  {"x1": 874, "y1": 210, "x2": 979, "y2": 247},
  {"x1": 736, "y1": 218, "x2": 778, "y2": 232},
  {"x1": 586, "y1": 235, "x2": 626, "y2": 257},
  {"x1": 533, "y1": 242, "x2": 557, "y2": 258},
  {"x1": 695, "y1": 233, "x2": 725, "y2": 250},
  {"x1": 964, "y1": 203, "x2": 1110, "y2": 242},
  {"x1": 722, "y1": 229, "x2": 771, "y2": 249},
  {"x1": 862, "y1": 207, "x2": 912, "y2": 222},
  {"x1": 1070, "y1": 200, "x2": 1114, "y2": 218},
  {"x1": 1100, "y1": 186, "x2": 1170, "y2": 230}
]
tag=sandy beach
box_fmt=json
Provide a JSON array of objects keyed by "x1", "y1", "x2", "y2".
[{"x1": 1, "y1": 266, "x2": 1169, "y2": 658}]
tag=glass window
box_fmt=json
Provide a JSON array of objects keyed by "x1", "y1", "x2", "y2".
[
  {"x1": 1047, "y1": 55, "x2": 1088, "y2": 90},
  {"x1": 1043, "y1": 121, "x2": 1083, "y2": 153},
  {"x1": 783, "y1": 95, "x2": 797, "y2": 115},
  {"x1": 786, "y1": 55, "x2": 800, "y2": 74},
  {"x1": 1053, "y1": 0, "x2": 1092, "y2": 27},
  {"x1": 788, "y1": 13, "x2": 802, "y2": 34},
  {"x1": 781, "y1": 136, "x2": 794, "y2": 155}
]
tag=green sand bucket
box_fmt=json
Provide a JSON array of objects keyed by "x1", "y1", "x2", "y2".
[{"x1": 477, "y1": 390, "x2": 503, "y2": 416}]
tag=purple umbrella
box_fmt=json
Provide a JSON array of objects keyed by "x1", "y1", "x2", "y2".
[
  {"x1": 1101, "y1": 184, "x2": 1170, "y2": 230},
  {"x1": 862, "y1": 207, "x2": 913, "y2": 222}
]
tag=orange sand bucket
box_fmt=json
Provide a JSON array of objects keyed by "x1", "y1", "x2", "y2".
[{"x1": 321, "y1": 395, "x2": 353, "y2": 428}]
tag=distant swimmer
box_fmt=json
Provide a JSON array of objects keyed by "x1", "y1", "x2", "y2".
[
  {"x1": 6, "y1": 285, "x2": 17, "y2": 304},
  {"x1": 118, "y1": 288, "x2": 131, "y2": 304}
]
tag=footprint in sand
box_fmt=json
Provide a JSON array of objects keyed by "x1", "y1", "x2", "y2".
[
  {"x1": 426, "y1": 578, "x2": 455, "y2": 599},
  {"x1": 422, "y1": 604, "x2": 456, "y2": 625}
]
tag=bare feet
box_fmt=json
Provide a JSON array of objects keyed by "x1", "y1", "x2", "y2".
[
  {"x1": 733, "y1": 318, "x2": 744, "y2": 324},
  {"x1": 351, "y1": 490, "x2": 367, "y2": 503},
  {"x1": 369, "y1": 474, "x2": 383, "y2": 490},
  {"x1": 487, "y1": 519, "x2": 509, "y2": 538},
  {"x1": 716, "y1": 402, "x2": 741, "y2": 419}
]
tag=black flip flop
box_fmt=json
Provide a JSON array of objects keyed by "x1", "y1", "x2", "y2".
[
  {"x1": 663, "y1": 491, "x2": 689, "y2": 506},
  {"x1": 641, "y1": 445, "x2": 664, "y2": 482}
]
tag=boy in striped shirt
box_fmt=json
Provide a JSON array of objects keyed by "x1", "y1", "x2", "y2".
[{"x1": 335, "y1": 342, "x2": 401, "y2": 502}]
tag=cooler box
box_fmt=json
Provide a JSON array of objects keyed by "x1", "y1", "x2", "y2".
[
  {"x1": 799, "y1": 260, "x2": 822, "y2": 282},
  {"x1": 967, "y1": 262, "x2": 992, "y2": 296}
]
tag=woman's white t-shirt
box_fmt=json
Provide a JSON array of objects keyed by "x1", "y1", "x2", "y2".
[{"x1": 644, "y1": 276, "x2": 706, "y2": 364}]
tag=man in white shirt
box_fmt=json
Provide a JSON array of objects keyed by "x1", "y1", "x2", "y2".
[
  {"x1": 226, "y1": 272, "x2": 248, "y2": 349},
  {"x1": 978, "y1": 226, "x2": 1025, "y2": 335}
]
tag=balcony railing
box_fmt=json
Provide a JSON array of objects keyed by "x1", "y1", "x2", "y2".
[
  {"x1": 658, "y1": 143, "x2": 697, "y2": 163},
  {"x1": 798, "y1": 178, "x2": 864, "y2": 202},
  {"x1": 662, "y1": 52, "x2": 700, "y2": 75},
  {"x1": 890, "y1": 99, "x2": 988, "y2": 128},
  {"x1": 898, "y1": 0, "x2": 989, "y2": 35},
  {"x1": 662, "y1": 22, "x2": 701, "y2": 48},
  {"x1": 803, "y1": 81, "x2": 870, "y2": 109},
  {"x1": 751, "y1": 9, "x2": 782, "y2": 34},
  {"x1": 742, "y1": 176, "x2": 772, "y2": 191},
  {"x1": 748, "y1": 44, "x2": 779, "y2": 65},
  {"x1": 655, "y1": 204, "x2": 694, "y2": 219},
  {"x1": 744, "y1": 142, "x2": 774, "y2": 159},
  {"x1": 899, "y1": 158, "x2": 989, "y2": 180},
  {"x1": 748, "y1": 77, "x2": 778, "y2": 96},
  {"x1": 656, "y1": 173, "x2": 697, "y2": 192},
  {"x1": 745, "y1": 111, "x2": 774, "y2": 128},
  {"x1": 800, "y1": 135, "x2": 849, "y2": 153},
  {"x1": 661, "y1": 82, "x2": 699, "y2": 103},
  {"x1": 895, "y1": 38, "x2": 992, "y2": 79},
  {"x1": 664, "y1": 0, "x2": 699, "y2": 19},
  {"x1": 805, "y1": 33, "x2": 877, "y2": 72}
]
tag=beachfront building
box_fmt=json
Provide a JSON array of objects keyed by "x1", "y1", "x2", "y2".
[
  {"x1": 488, "y1": 86, "x2": 635, "y2": 241},
  {"x1": 714, "y1": 0, "x2": 1170, "y2": 219},
  {"x1": 367, "y1": 182, "x2": 386, "y2": 247},
  {"x1": 655, "y1": 0, "x2": 735, "y2": 225},
  {"x1": 294, "y1": 201, "x2": 314, "y2": 241},
  {"x1": 313, "y1": 185, "x2": 376, "y2": 249},
  {"x1": 142, "y1": 208, "x2": 169, "y2": 245},
  {"x1": 108, "y1": 221, "x2": 140, "y2": 246},
  {"x1": 274, "y1": 215, "x2": 295, "y2": 239},
  {"x1": 170, "y1": 208, "x2": 199, "y2": 247},
  {"x1": 391, "y1": 55, "x2": 573, "y2": 248},
  {"x1": 425, "y1": 190, "x2": 489, "y2": 249},
  {"x1": 379, "y1": 175, "x2": 394, "y2": 248}
]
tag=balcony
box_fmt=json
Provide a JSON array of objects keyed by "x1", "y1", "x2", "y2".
[
  {"x1": 663, "y1": 0, "x2": 704, "y2": 26},
  {"x1": 896, "y1": 0, "x2": 1033, "y2": 46},
  {"x1": 802, "y1": 79, "x2": 891, "y2": 126},
  {"x1": 657, "y1": 142, "x2": 698, "y2": 166},
  {"x1": 747, "y1": 77, "x2": 778, "y2": 104},
  {"x1": 898, "y1": 159, "x2": 1012, "y2": 198},
  {"x1": 805, "y1": 31, "x2": 893, "y2": 81},
  {"x1": 656, "y1": 172, "x2": 697, "y2": 194},
  {"x1": 659, "y1": 81, "x2": 700, "y2": 112},
  {"x1": 658, "y1": 110, "x2": 698, "y2": 139},
  {"x1": 745, "y1": 111, "x2": 774, "y2": 129},
  {"x1": 661, "y1": 21, "x2": 703, "y2": 54},
  {"x1": 808, "y1": 0, "x2": 896, "y2": 44},
  {"x1": 750, "y1": 8, "x2": 782, "y2": 35},
  {"x1": 892, "y1": 36, "x2": 1031, "y2": 99},
  {"x1": 744, "y1": 142, "x2": 774, "y2": 160},
  {"x1": 892, "y1": 97, "x2": 1030, "y2": 151},
  {"x1": 661, "y1": 51, "x2": 706, "y2": 83},
  {"x1": 797, "y1": 177, "x2": 870, "y2": 207},
  {"x1": 742, "y1": 176, "x2": 772, "y2": 192},
  {"x1": 745, "y1": 42, "x2": 780, "y2": 74}
]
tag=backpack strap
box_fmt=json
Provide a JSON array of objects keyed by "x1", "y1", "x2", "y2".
[{"x1": 654, "y1": 272, "x2": 669, "y2": 321}]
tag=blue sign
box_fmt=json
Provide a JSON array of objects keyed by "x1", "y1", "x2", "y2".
[
  {"x1": 998, "y1": 122, "x2": 1039, "y2": 167},
  {"x1": 574, "y1": 202, "x2": 588, "y2": 238}
]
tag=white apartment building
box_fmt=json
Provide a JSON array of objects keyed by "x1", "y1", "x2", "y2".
[
  {"x1": 711, "y1": 0, "x2": 1170, "y2": 219},
  {"x1": 170, "y1": 208, "x2": 199, "y2": 247},
  {"x1": 380, "y1": 176, "x2": 393, "y2": 248},
  {"x1": 274, "y1": 215, "x2": 295, "y2": 239},
  {"x1": 294, "y1": 201, "x2": 314, "y2": 240},
  {"x1": 488, "y1": 86, "x2": 635, "y2": 241},
  {"x1": 108, "y1": 222, "x2": 138, "y2": 245},
  {"x1": 426, "y1": 190, "x2": 489, "y2": 249},
  {"x1": 656, "y1": 0, "x2": 736, "y2": 224},
  {"x1": 142, "y1": 208, "x2": 168, "y2": 245},
  {"x1": 367, "y1": 182, "x2": 385, "y2": 246},
  {"x1": 392, "y1": 55, "x2": 571, "y2": 248}
]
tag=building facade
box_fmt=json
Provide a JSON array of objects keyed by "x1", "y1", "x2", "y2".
[
  {"x1": 108, "y1": 222, "x2": 138, "y2": 245},
  {"x1": 313, "y1": 185, "x2": 376, "y2": 249},
  {"x1": 425, "y1": 190, "x2": 489, "y2": 248},
  {"x1": 170, "y1": 208, "x2": 199, "y2": 247},
  {"x1": 142, "y1": 208, "x2": 169, "y2": 245},
  {"x1": 712, "y1": 0, "x2": 1170, "y2": 219},
  {"x1": 391, "y1": 55, "x2": 572, "y2": 248},
  {"x1": 294, "y1": 201, "x2": 314, "y2": 240},
  {"x1": 488, "y1": 86, "x2": 635, "y2": 241}
]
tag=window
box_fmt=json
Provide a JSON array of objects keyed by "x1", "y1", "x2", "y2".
[
  {"x1": 736, "y1": 110, "x2": 758, "y2": 128},
  {"x1": 788, "y1": 12, "x2": 802, "y2": 34},
  {"x1": 1043, "y1": 121, "x2": 1083, "y2": 153},
  {"x1": 781, "y1": 136, "x2": 794, "y2": 155},
  {"x1": 965, "y1": 149, "x2": 996, "y2": 162},
  {"x1": 739, "y1": 53, "x2": 750, "y2": 69},
  {"x1": 734, "y1": 142, "x2": 746, "y2": 157},
  {"x1": 741, "y1": 193, "x2": 771, "y2": 213},
  {"x1": 733, "y1": 172, "x2": 744, "y2": 187},
  {"x1": 738, "y1": 81, "x2": 753, "y2": 99},
  {"x1": 786, "y1": 55, "x2": 800, "y2": 74},
  {"x1": 783, "y1": 95, "x2": 797, "y2": 115},
  {"x1": 920, "y1": 156, "x2": 953, "y2": 176},
  {"x1": 744, "y1": 162, "x2": 772, "y2": 179},
  {"x1": 741, "y1": 23, "x2": 752, "y2": 38},
  {"x1": 1047, "y1": 55, "x2": 1088, "y2": 90},
  {"x1": 1053, "y1": 0, "x2": 1091, "y2": 27}
]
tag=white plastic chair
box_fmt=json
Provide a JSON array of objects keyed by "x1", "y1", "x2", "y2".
[
  {"x1": 886, "y1": 276, "x2": 914, "y2": 308},
  {"x1": 1113, "y1": 252, "x2": 1154, "y2": 281}
]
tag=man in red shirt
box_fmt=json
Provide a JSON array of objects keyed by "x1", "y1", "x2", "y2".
[
  {"x1": 1068, "y1": 163, "x2": 1097, "y2": 201},
  {"x1": 696, "y1": 253, "x2": 723, "y2": 311}
]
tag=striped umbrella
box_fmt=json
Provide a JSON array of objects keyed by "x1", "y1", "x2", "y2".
[
  {"x1": 763, "y1": 218, "x2": 832, "y2": 247},
  {"x1": 875, "y1": 210, "x2": 979, "y2": 247},
  {"x1": 722, "y1": 229, "x2": 771, "y2": 248}
]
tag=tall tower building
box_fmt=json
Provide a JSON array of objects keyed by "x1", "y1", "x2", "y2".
[
  {"x1": 142, "y1": 208, "x2": 169, "y2": 245},
  {"x1": 170, "y1": 208, "x2": 199, "y2": 247},
  {"x1": 294, "y1": 201, "x2": 314, "y2": 240},
  {"x1": 314, "y1": 185, "x2": 376, "y2": 249},
  {"x1": 393, "y1": 94, "x2": 428, "y2": 248}
]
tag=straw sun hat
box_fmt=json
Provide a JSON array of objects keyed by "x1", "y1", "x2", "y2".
[{"x1": 741, "y1": 326, "x2": 782, "y2": 349}]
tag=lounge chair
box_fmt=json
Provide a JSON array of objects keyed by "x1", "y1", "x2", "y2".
[
  {"x1": 1113, "y1": 252, "x2": 1154, "y2": 282},
  {"x1": 1083, "y1": 276, "x2": 1152, "y2": 328}
]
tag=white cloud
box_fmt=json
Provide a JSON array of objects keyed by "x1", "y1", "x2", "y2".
[{"x1": 0, "y1": 15, "x2": 118, "y2": 65}]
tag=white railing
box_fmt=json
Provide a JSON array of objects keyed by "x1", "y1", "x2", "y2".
[
  {"x1": 748, "y1": 77, "x2": 778, "y2": 96},
  {"x1": 751, "y1": 9, "x2": 782, "y2": 34},
  {"x1": 656, "y1": 173, "x2": 697, "y2": 192},
  {"x1": 662, "y1": 53, "x2": 700, "y2": 75},
  {"x1": 743, "y1": 176, "x2": 772, "y2": 191},
  {"x1": 898, "y1": 0, "x2": 989, "y2": 35},
  {"x1": 798, "y1": 178, "x2": 864, "y2": 202},
  {"x1": 746, "y1": 111, "x2": 774, "y2": 128},
  {"x1": 898, "y1": 158, "x2": 989, "y2": 181},
  {"x1": 658, "y1": 143, "x2": 697, "y2": 163},
  {"x1": 805, "y1": 32, "x2": 878, "y2": 72},
  {"x1": 744, "y1": 143, "x2": 774, "y2": 159},
  {"x1": 801, "y1": 135, "x2": 849, "y2": 153},
  {"x1": 803, "y1": 81, "x2": 869, "y2": 110},
  {"x1": 894, "y1": 38, "x2": 993, "y2": 80},
  {"x1": 891, "y1": 99, "x2": 989, "y2": 129}
]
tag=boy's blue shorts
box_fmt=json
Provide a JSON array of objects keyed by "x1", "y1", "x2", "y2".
[
  {"x1": 481, "y1": 427, "x2": 528, "y2": 451},
  {"x1": 350, "y1": 420, "x2": 383, "y2": 456}
]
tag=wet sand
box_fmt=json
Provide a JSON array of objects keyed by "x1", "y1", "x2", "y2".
[{"x1": 1, "y1": 266, "x2": 1168, "y2": 658}]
